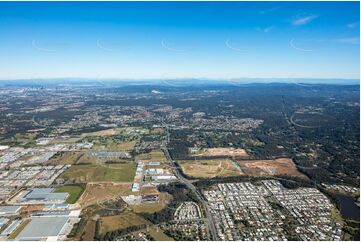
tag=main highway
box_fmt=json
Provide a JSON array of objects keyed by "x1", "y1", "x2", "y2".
[{"x1": 162, "y1": 122, "x2": 218, "y2": 240}]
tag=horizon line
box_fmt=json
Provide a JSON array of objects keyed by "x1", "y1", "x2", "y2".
[{"x1": 0, "y1": 77, "x2": 359, "y2": 82}]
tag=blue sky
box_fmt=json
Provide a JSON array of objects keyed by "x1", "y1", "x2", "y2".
[{"x1": 0, "y1": 1, "x2": 359, "y2": 80}]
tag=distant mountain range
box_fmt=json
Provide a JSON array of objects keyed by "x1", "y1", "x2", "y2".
[{"x1": 0, "y1": 78, "x2": 359, "y2": 87}]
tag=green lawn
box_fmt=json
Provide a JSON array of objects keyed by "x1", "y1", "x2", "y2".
[
  {"x1": 55, "y1": 184, "x2": 85, "y2": 204},
  {"x1": 60, "y1": 163, "x2": 136, "y2": 182}
]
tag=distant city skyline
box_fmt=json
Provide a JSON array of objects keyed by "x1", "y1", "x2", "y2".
[{"x1": 0, "y1": 1, "x2": 359, "y2": 80}]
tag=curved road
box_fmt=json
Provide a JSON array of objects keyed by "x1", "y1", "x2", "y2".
[{"x1": 162, "y1": 123, "x2": 218, "y2": 240}]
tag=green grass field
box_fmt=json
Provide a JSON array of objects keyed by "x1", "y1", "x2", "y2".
[
  {"x1": 60, "y1": 163, "x2": 136, "y2": 182},
  {"x1": 55, "y1": 184, "x2": 85, "y2": 204}
]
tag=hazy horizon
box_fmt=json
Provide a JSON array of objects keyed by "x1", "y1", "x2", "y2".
[{"x1": 0, "y1": 77, "x2": 359, "y2": 86}]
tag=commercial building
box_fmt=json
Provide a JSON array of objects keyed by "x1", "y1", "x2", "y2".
[
  {"x1": 17, "y1": 188, "x2": 68, "y2": 204},
  {"x1": 0, "y1": 206, "x2": 22, "y2": 216},
  {"x1": 0, "y1": 219, "x2": 22, "y2": 236},
  {"x1": 15, "y1": 217, "x2": 69, "y2": 241},
  {"x1": 132, "y1": 183, "x2": 140, "y2": 192},
  {"x1": 0, "y1": 217, "x2": 9, "y2": 230}
]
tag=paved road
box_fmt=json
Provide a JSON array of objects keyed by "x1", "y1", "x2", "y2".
[{"x1": 162, "y1": 122, "x2": 218, "y2": 240}]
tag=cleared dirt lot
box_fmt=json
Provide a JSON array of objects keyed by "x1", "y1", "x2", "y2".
[
  {"x1": 150, "y1": 127, "x2": 165, "y2": 134},
  {"x1": 78, "y1": 183, "x2": 132, "y2": 207},
  {"x1": 21, "y1": 205, "x2": 43, "y2": 214},
  {"x1": 192, "y1": 148, "x2": 249, "y2": 158},
  {"x1": 238, "y1": 158, "x2": 306, "y2": 178},
  {"x1": 141, "y1": 186, "x2": 160, "y2": 195},
  {"x1": 179, "y1": 159, "x2": 243, "y2": 178},
  {"x1": 82, "y1": 128, "x2": 117, "y2": 136}
]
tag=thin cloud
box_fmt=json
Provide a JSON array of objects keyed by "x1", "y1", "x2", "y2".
[
  {"x1": 259, "y1": 6, "x2": 282, "y2": 15},
  {"x1": 256, "y1": 26, "x2": 275, "y2": 33},
  {"x1": 336, "y1": 37, "x2": 359, "y2": 45},
  {"x1": 292, "y1": 14, "x2": 318, "y2": 26},
  {"x1": 347, "y1": 22, "x2": 359, "y2": 29},
  {"x1": 31, "y1": 40, "x2": 57, "y2": 52}
]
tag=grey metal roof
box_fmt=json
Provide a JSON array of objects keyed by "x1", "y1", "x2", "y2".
[
  {"x1": 0, "y1": 205, "x2": 22, "y2": 214},
  {"x1": 28, "y1": 188, "x2": 54, "y2": 194},
  {"x1": 15, "y1": 217, "x2": 68, "y2": 240},
  {"x1": 22, "y1": 189, "x2": 68, "y2": 202}
]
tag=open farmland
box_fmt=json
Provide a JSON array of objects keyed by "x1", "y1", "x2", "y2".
[
  {"x1": 78, "y1": 183, "x2": 132, "y2": 207},
  {"x1": 179, "y1": 159, "x2": 243, "y2": 178},
  {"x1": 192, "y1": 148, "x2": 249, "y2": 158},
  {"x1": 99, "y1": 211, "x2": 150, "y2": 235},
  {"x1": 60, "y1": 163, "x2": 136, "y2": 182},
  {"x1": 238, "y1": 158, "x2": 307, "y2": 178}
]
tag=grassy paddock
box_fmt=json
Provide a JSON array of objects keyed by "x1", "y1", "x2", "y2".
[
  {"x1": 99, "y1": 211, "x2": 150, "y2": 235},
  {"x1": 55, "y1": 184, "x2": 85, "y2": 204},
  {"x1": 60, "y1": 163, "x2": 136, "y2": 182}
]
